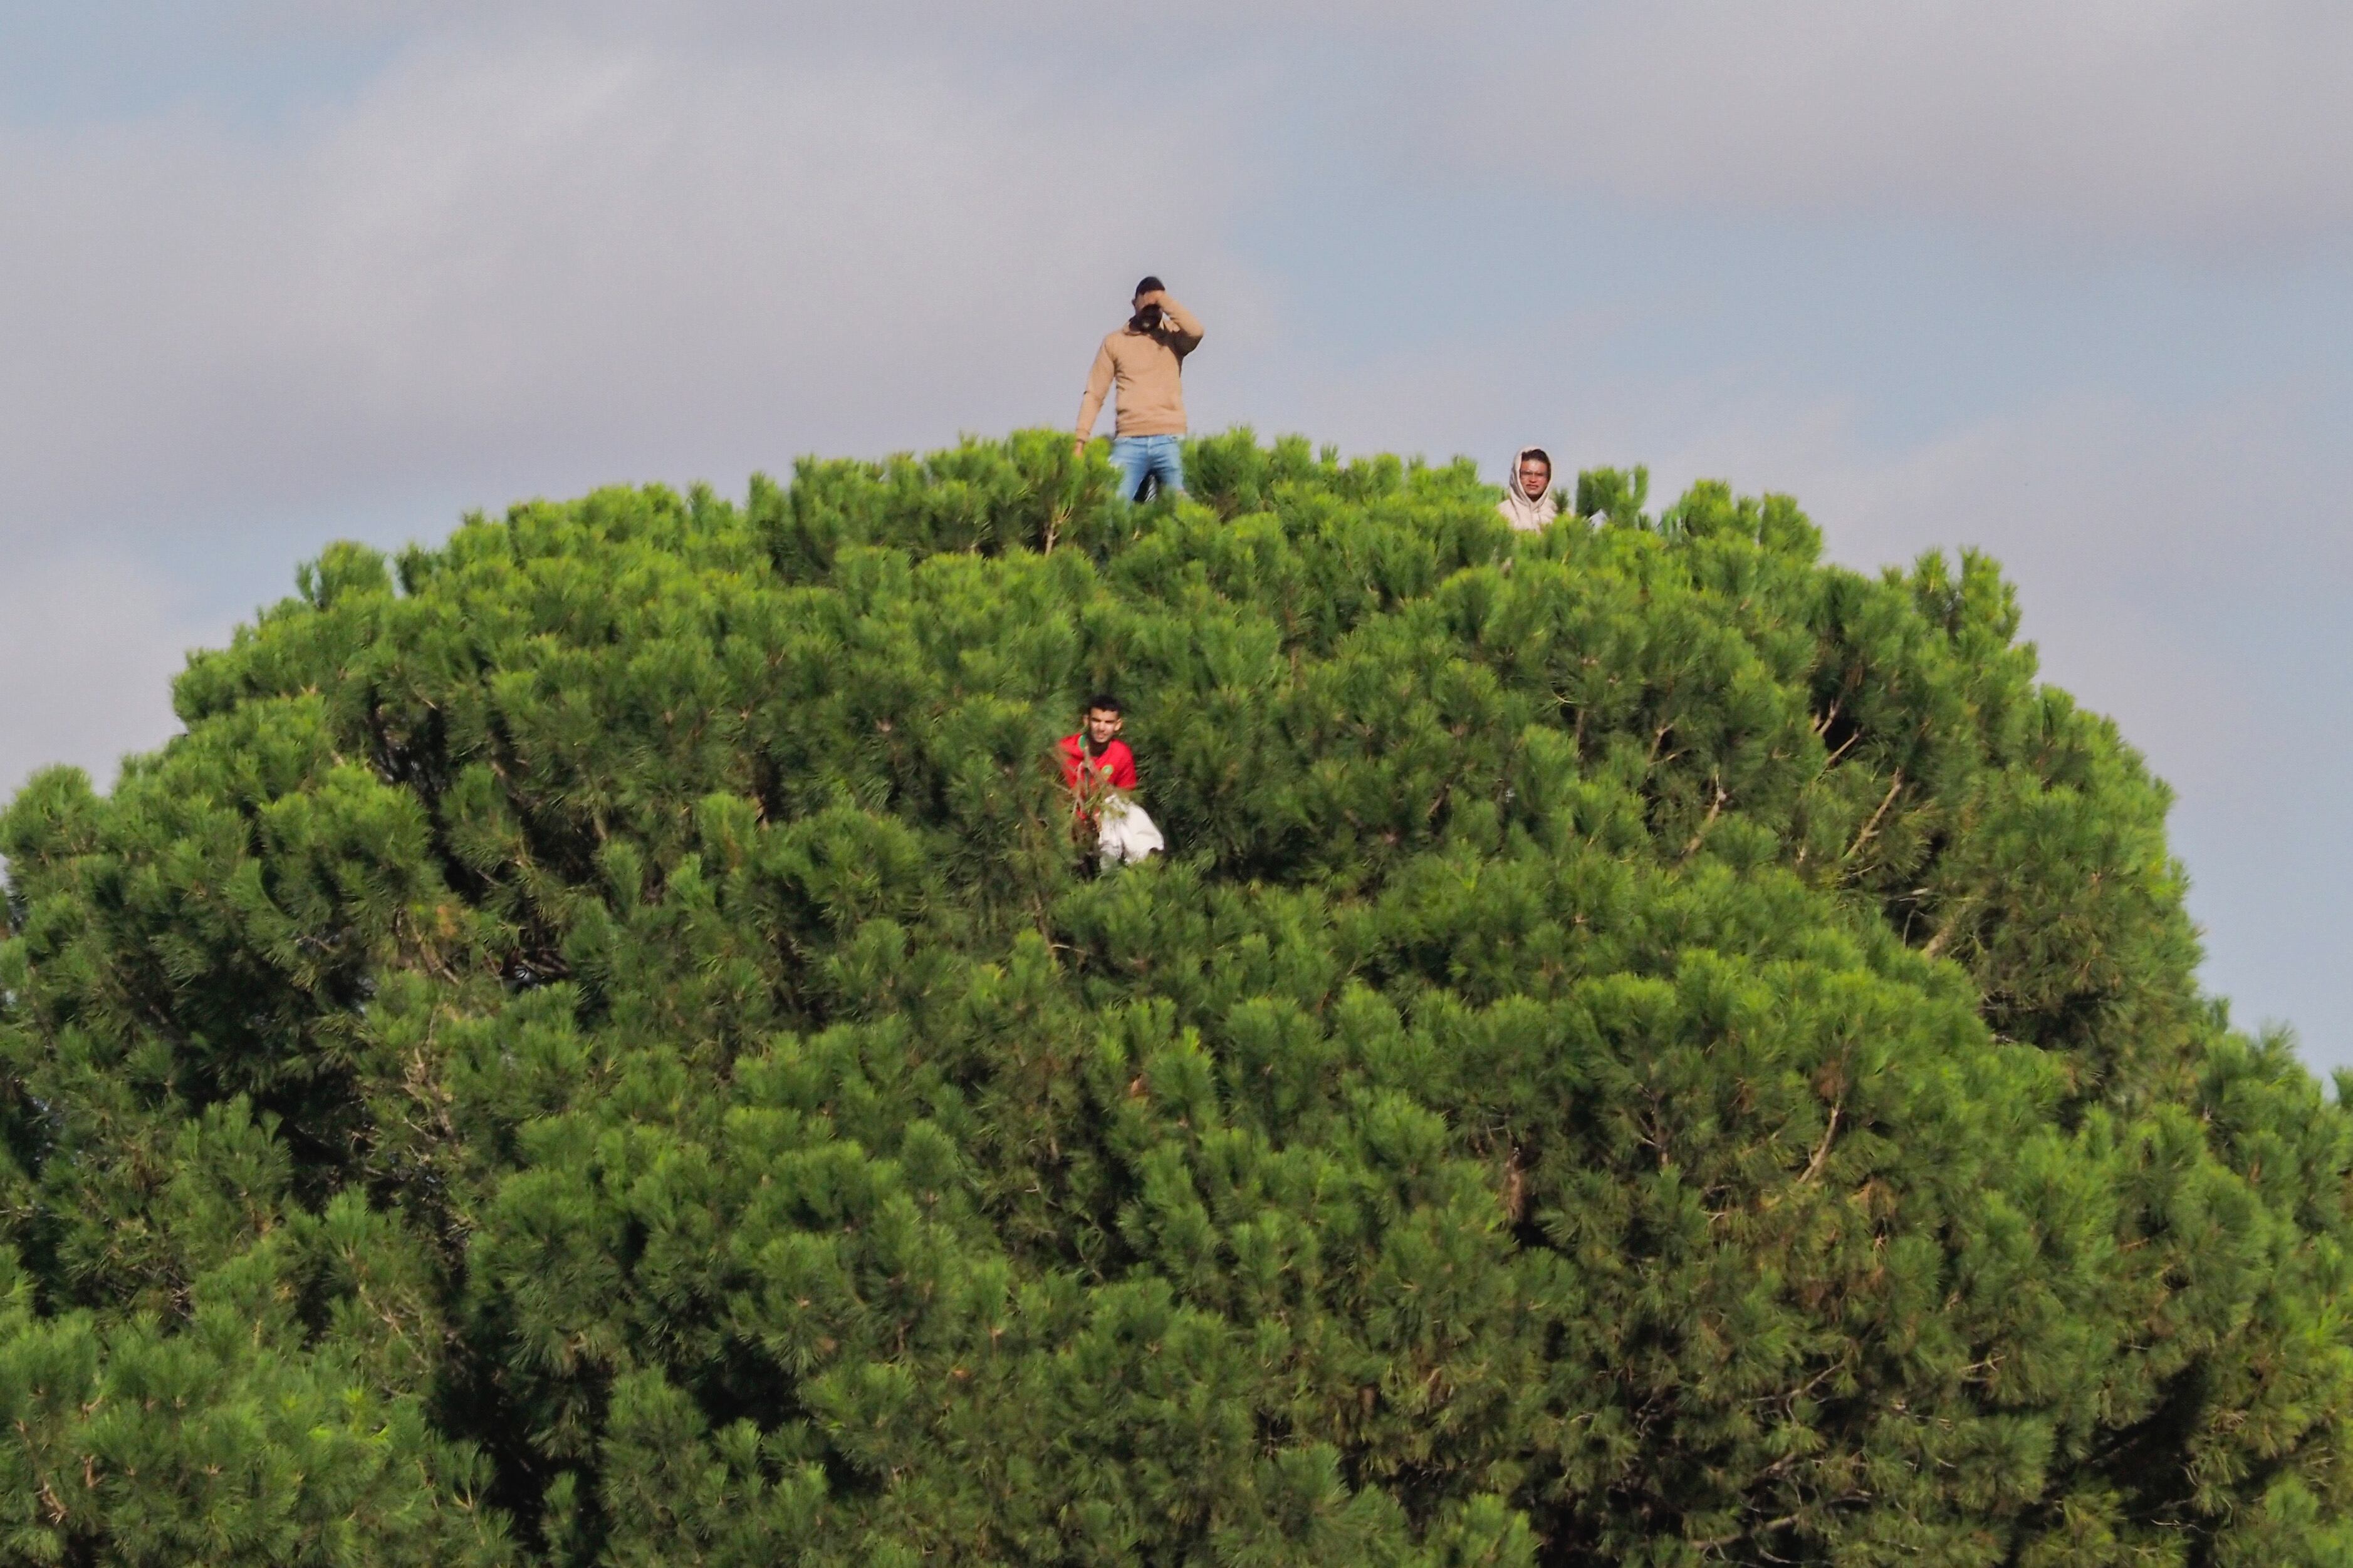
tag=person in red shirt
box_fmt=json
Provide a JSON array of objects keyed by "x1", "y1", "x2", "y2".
[
  {"x1": 1057, "y1": 693, "x2": 1164, "y2": 866},
  {"x1": 1059, "y1": 692, "x2": 1137, "y2": 804}
]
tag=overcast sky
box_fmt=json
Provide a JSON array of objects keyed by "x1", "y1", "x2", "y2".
[{"x1": 4, "y1": 1, "x2": 2350, "y2": 1069}]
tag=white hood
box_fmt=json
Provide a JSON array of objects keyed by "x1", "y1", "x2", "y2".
[{"x1": 1497, "y1": 446, "x2": 1560, "y2": 531}]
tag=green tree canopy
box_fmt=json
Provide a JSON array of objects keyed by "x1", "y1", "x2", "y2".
[{"x1": 3, "y1": 430, "x2": 2349, "y2": 1566}]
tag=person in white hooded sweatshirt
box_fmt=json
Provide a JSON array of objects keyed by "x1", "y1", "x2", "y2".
[{"x1": 1497, "y1": 446, "x2": 1560, "y2": 531}]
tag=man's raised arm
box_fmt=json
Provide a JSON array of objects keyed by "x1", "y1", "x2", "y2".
[{"x1": 1155, "y1": 293, "x2": 1204, "y2": 353}]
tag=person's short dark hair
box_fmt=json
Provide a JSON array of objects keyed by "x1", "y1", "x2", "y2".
[
  {"x1": 1085, "y1": 692, "x2": 1122, "y2": 715},
  {"x1": 1520, "y1": 448, "x2": 1551, "y2": 470},
  {"x1": 1129, "y1": 278, "x2": 1168, "y2": 332}
]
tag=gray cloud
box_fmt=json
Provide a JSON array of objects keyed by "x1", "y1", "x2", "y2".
[
  {"x1": 0, "y1": 29, "x2": 1270, "y2": 540},
  {"x1": 0, "y1": 551, "x2": 205, "y2": 795},
  {"x1": 1421, "y1": 0, "x2": 2353, "y2": 252}
]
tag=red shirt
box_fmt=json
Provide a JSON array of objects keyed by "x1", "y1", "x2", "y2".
[{"x1": 1059, "y1": 734, "x2": 1137, "y2": 794}]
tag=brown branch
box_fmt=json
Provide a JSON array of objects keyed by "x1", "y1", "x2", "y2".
[
  {"x1": 1679, "y1": 781, "x2": 1728, "y2": 861},
  {"x1": 1500, "y1": 1146, "x2": 1529, "y2": 1223},
  {"x1": 1690, "y1": 1512, "x2": 1804, "y2": 1553},
  {"x1": 1799, "y1": 1104, "x2": 1841, "y2": 1183},
  {"x1": 1920, "y1": 896, "x2": 1978, "y2": 960},
  {"x1": 1842, "y1": 769, "x2": 1904, "y2": 863}
]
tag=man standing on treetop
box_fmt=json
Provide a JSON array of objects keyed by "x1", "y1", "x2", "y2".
[
  {"x1": 1498, "y1": 446, "x2": 1560, "y2": 531},
  {"x1": 1074, "y1": 276, "x2": 1205, "y2": 502}
]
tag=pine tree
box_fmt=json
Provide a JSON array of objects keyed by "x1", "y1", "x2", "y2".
[{"x1": 2, "y1": 428, "x2": 2349, "y2": 1565}]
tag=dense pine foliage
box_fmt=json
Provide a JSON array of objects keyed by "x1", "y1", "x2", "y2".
[{"x1": 3, "y1": 430, "x2": 2350, "y2": 1567}]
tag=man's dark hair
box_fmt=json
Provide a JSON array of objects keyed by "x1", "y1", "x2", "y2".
[
  {"x1": 1085, "y1": 692, "x2": 1122, "y2": 716},
  {"x1": 1521, "y1": 448, "x2": 1552, "y2": 470},
  {"x1": 1129, "y1": 277, "x2": 1167, "y2": 333}
]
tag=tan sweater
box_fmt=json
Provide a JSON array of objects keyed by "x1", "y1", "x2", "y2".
[{"x1": 1075, "y1": 296, "x2": 1205, "y2": 439}]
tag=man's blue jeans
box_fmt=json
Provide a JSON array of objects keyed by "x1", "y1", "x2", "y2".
[{"x1": 1109, "y1": 434, "x2": 1185, "y2": 501}]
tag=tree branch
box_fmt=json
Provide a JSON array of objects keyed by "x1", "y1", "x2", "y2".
[{"x1": 1842, "y1": 769, "x2": 1904, "y2": 864}]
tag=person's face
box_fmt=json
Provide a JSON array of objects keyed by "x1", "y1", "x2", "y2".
[
  {"x1": 1086, "y1": 707, "x2": 1124, "y2": 744},
  {"x1": 1518, "y1": 459, "x2": 1551, "y2": 501}
]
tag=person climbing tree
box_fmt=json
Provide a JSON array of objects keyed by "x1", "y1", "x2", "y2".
[
  {"x1": 1497, "y1": 445, "x2": 1560, "y2": 530},
  {"x1": 1060, "y1": 693, "x2": 1137, "y2": 798},
  {"x1": 1074, "y1": 276, "x2": 1205, "y2": 501},
  {"x1": 1058, "y1": 692, "x2": 1162, "y2": 866}
]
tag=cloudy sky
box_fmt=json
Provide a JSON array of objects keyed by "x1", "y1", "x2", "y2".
[{"x1": 4, "y1": 2, "x2": 2349, "y2": 1067}]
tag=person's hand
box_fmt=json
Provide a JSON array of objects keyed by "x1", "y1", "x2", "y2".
[
  {"x1": 1137, "y1": 287, "x2": 1166, "y2": 307},
  {"x1": 1072, "y1": 437, "x2": 1086, "y2": 459}
]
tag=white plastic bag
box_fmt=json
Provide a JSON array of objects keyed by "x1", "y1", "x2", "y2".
[{"x1": 1095, "y1": 796, "x2": 1165, "y2": 868}]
